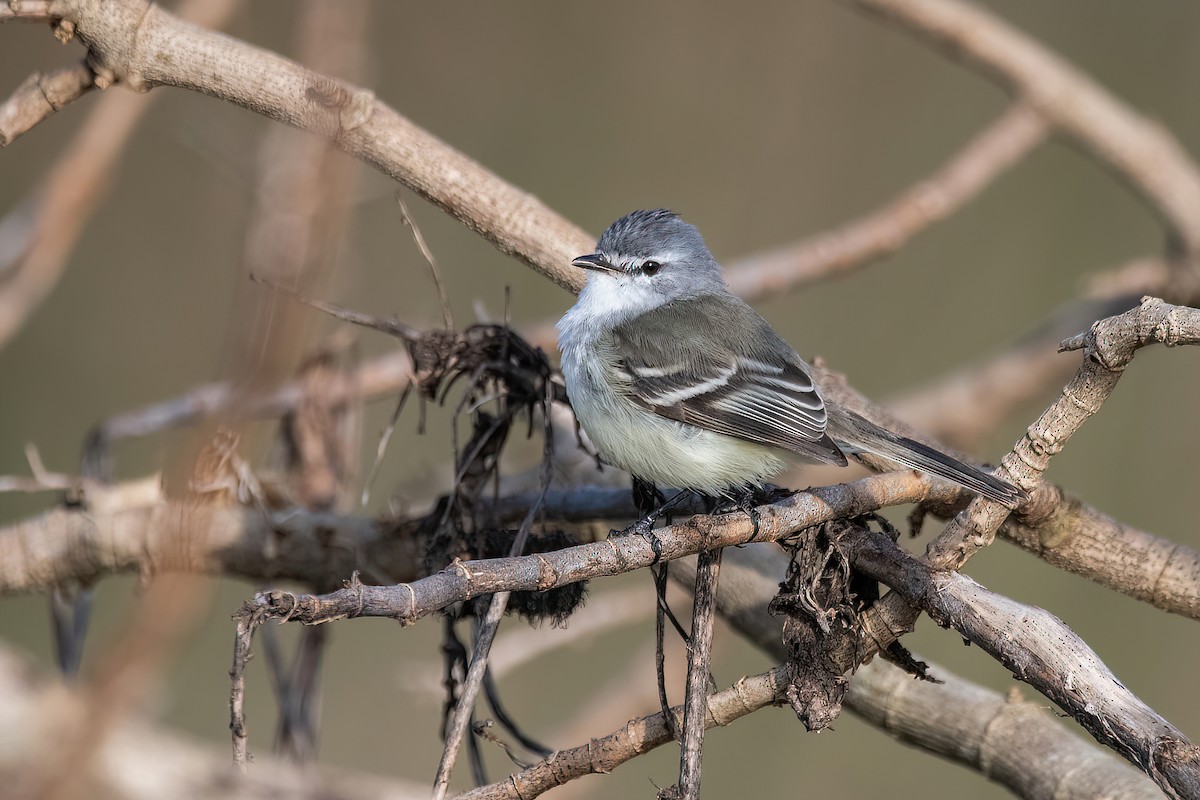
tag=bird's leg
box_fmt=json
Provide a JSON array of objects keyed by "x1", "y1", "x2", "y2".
[
  {"x1": 711, "y1": 485, "x2": 763, "y2": 542},
  {"x1": 631, "y1": 476, "x2": 666, "y2": 517}
]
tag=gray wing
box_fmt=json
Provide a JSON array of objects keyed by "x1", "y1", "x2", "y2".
[{"x1": 606, "y1": 294, "x2": 848, "y2": 467}]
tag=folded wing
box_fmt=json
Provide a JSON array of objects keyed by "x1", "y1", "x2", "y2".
[{"x1": 607, "y1": 296, "x2": 848, "y2": 467}]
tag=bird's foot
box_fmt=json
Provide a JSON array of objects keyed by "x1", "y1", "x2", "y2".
[
  {"x1": 611, "y1": 515, "x2": 666, "y2": 563},
  {"x1": 711, "y1": 485, "x2": 768, "y2": 542}
]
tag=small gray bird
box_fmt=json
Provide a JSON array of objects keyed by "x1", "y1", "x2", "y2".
[{"x1": 557, "y1": 209, "x2": 1019, "y2": 511}]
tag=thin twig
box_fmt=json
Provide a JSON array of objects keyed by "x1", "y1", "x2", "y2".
[
  {"x1": 431, "y1": 385, "x2": 556, "y2": 799},
  {"x1": 0, "y1": 61, "x2": 96, "y2": 147},
  {"x1": 396, "y1": 192, "x2": 454, "y2": 330},
  {"x1": 677, "y1": 546, "x2": 723, "y2": 800}
]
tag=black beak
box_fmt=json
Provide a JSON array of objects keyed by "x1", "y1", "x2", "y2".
[{"x1": 571, "y1": 253, "x2": 618, "y2": 273}]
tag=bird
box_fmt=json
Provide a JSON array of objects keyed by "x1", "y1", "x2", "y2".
[{"x1": 556, "y1": 209, "x2": 1020, "y2": 529}]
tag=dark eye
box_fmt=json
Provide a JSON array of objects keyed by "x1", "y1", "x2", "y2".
[{"x1": 641, "y1": 260, "x2": 662, "y2": 276}]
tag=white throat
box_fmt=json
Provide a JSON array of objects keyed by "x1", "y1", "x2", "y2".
[{"x1": 558, "y1": 272, "x2": 668, "y2": 345}]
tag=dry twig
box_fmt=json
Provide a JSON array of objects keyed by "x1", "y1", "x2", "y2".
[
  {"x1": 460, "y1": 668, "x2": 788, "y2": 800},
  {"x1": 0, "y1": 62, "x2": 95, "y2": 146}
]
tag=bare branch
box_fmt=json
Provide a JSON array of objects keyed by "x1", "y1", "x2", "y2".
[
  {"x1": 929, "y1": 297, "x2": 1200, "y2": 569},
  {"x1": 459, "y1": 667, "x2": 787, "y2": 800},
  {"x1": 679, "y1": 544, "x2": 1164, "y2": 800},
  {"x1": 724, "y1": 101, "x2": 1047, "y2": 297},
  {"x1": 0, "y1": 62, "x2": 96, "y2": 146},
  {"x1": 843, "y1": 522, "x2": 1200, "y2": 799},
  {"x1": 1003, "y1": 486, "x2": 1200, "y2": 620},
  {"x1": 27, "y1": 0, "x2": 592, "y2": 293},
  {"x1": 235, "y1": 471, "x2": 938, "y2": 628},
  {"x1": 847, "y1": 0, "x2": 1200, "y2": 257}
]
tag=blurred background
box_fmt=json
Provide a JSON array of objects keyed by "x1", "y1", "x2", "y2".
[{"x1": 2, "y1": 1, "x2": 1199, "y2": 797}]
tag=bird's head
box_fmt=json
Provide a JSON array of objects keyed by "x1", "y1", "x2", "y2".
[{"x1": 571, "y1": 210, "x2": 726, "y2": 310}]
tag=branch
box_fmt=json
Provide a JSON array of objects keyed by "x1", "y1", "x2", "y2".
[
  {"x1": 30, "y1": 0, "x2": 592, "y2": 293},
  {"x1": 0, "y1": 645, "x2": 427, "y2": 799},
  {"x1": 0, "y1": 61, "x2": 95, "y2": 146},
  {"x1": 0, "y1": 0, "x2": 241, "y2": 350},
  {"x1": 0, "y1": 481, "x2": 424, "y2": 595},
  {"x1": 234, "y1": 471, "x2": 937, "y2": 628},
  {"x1": 847, "y1": 0, "x2": 1200, "y2": 257},
  {"x1": 677, "y1": 544, "x2": 1164, "y2": 800},
  {"x1": 0, "y1": 1, "x2": 53, "y2": 22},
  {"x1": 843, "y1": 522, "x2": 1200, "y2": 799},
  {"x1": 459, "y1": 667, "x2": 787, "y2": 800},
  {"x1": 929, "y1": 297, "x2": 1200, "y2": 569},
  {"x1": 676, "y1": 547, "x2": 722, "y2": 799},
  {"x1": 723, "y1": 101, "x2": 1047, "y2": 297},
  {"x1": 1002, "y1": 486, "x2": 1200, "y2": 619}
]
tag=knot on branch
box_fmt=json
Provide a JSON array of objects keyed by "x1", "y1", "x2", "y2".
[{"x1": 304, "y1": 77, "x2": 374, "y2": 138}]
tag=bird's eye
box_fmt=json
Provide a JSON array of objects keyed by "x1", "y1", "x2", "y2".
[{"x1": 641, "y1": 260, "x2": 662, "y2": 276}]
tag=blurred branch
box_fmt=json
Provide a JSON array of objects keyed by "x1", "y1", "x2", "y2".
[
  {"x1": 723, "y1": 101, "x2": 1047, "y2": 297},
  {"x1": 460, "y1": 668, "x2": 788, "y2": 800},
  {"x1": 0, "y1": 480, "x2": 422, "y2": 595},
  {"x1": 83, "y1": 350, "x2": 412, "y2": 476},
  {"x1": 0, "y1": 0, "x2": 240, "y2": 350},
  {"x1": 0, "y1": 647, "x2": 427, "y2": 800},
  {"x1": 847, "y1": 0, "x2": 1200, "y2": 260},
  {"x1": 14, "y1": 0, "x2": 593, "y2": 293},
  {"x1": 0, "y1": 62, "x2": 96, "y2": 146}
]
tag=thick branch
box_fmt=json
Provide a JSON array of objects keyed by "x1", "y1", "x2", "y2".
[
  {"x1": 38, "y1": 0, "x2": 591, "y2": 292},
  {"x1": 677, "y1": 545, "x2": 1163, "y2": 800},
  {"x1": 1002, "y1": 486, "x2": 1200, "y2": 619},
  {"x1": 844, "y1": 524, "x2": 1200, "y2": 799}
]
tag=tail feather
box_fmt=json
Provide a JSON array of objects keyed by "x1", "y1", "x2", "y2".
[{"x1": 830, "y1": 410, "x2": 1022, "y2": 506}]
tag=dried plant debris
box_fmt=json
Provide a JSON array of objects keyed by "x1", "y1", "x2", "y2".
[
  {"x1": 770, "y1": 517, "x2": 931, "y2": 730},
  {"x1": 287, "y1": 289, "x2": 586, "y2": 627}
]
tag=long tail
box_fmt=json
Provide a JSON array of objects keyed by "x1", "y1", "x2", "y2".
[{"x1": 828, "y1": 409, "x2": 1022, "y2": 507}]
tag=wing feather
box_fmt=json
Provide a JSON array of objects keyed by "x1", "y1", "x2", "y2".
[{"x1": 607, "y1": 295, "x2": 848, "y2": 467}]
